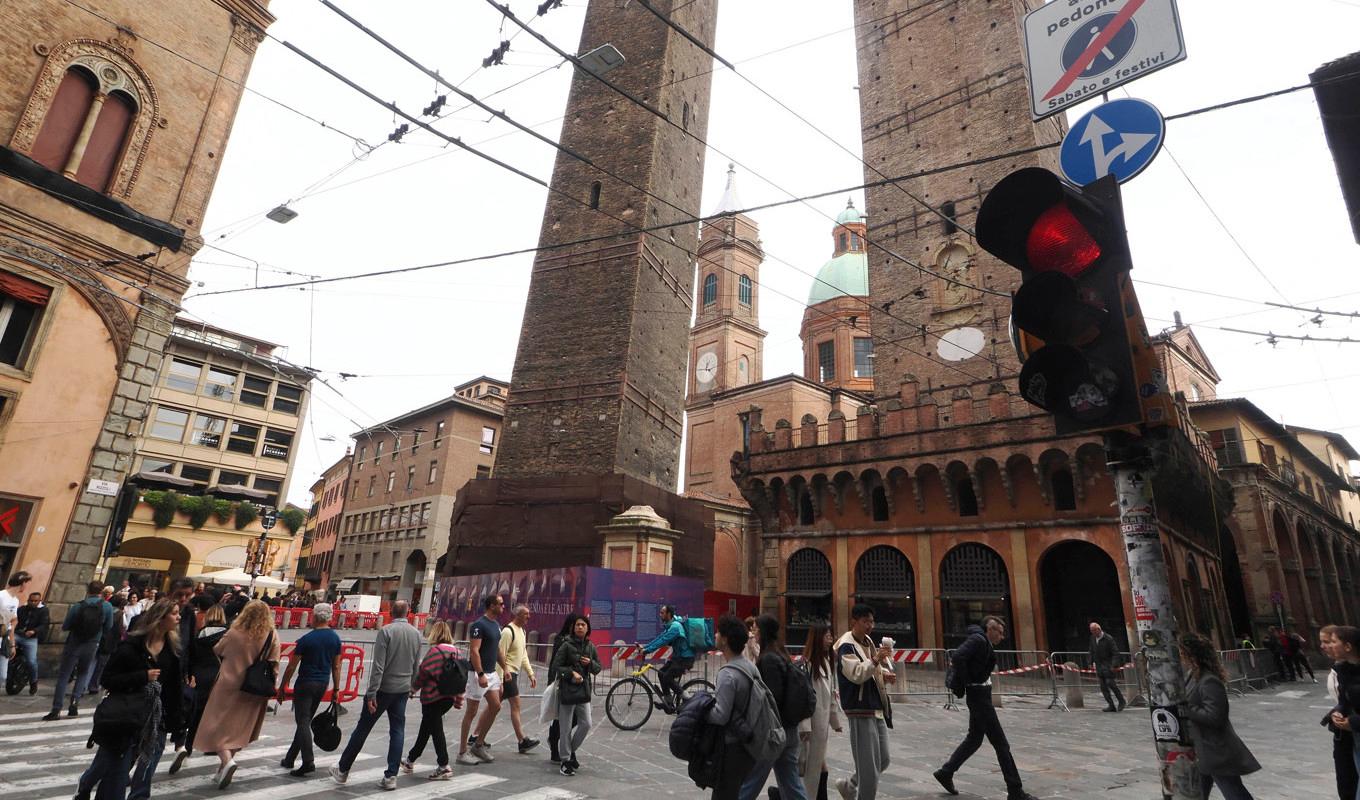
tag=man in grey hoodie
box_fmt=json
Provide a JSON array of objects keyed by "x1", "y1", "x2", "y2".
[{"x1": 331, "y1": 600, "x2": 423, "y2": 791}]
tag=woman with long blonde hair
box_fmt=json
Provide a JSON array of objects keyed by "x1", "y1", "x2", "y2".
[
  {"x1": 403, "y1": 620, "x2": 465, "y2": 780},
  {"x1": 196, "y1": 599, "x2": 280, "y2": 788}
]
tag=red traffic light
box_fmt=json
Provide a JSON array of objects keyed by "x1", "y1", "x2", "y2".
[
  {"x1": 1027, "y1": 204, "x2": 1102, "y2": 276},
  {"x1": 977, "y1": 167, "x2": 1109, "y2": 275}
]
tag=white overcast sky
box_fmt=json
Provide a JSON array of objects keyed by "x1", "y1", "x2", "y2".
[{"x1": 182, "y1": 0, "x2": 1360, "y2": 505}]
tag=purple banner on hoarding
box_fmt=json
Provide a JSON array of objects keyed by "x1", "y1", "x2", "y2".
[{"x1": 433, "y1": 566, "x2": 703, "y2": 646}]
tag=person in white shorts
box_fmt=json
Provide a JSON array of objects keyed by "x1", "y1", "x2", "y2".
[{"x1": 457, "y1": 594, "x2": 507, "y2": 765}]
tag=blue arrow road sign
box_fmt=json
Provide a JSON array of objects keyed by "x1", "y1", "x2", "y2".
[{"x1": 1059, "y1": 97, "x2": 1165, "y2": 185}]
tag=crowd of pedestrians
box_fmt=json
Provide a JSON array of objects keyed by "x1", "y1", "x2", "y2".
[{"x1": 4, "y1": 571, "x2": 1355, "y2": 799}]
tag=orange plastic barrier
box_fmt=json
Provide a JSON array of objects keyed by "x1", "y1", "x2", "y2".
[
  {"x1": 276, "y1": 642, "x2": 365, "y2": 704},
  {"x1": 288, "y1": 608, "x2": 309, "y2": 628},
  {"x1": 272, "y1": 607, "x2": 286, "y2": 627}
]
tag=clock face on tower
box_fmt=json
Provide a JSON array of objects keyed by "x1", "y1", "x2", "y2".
[{"x1": 695, "y1": 351, "x2": 719, "y2": 387}]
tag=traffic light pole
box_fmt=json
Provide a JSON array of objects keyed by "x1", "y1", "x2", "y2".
[{"x1": 1107, "y1": 441, "x2": 1202, "y2": 800}]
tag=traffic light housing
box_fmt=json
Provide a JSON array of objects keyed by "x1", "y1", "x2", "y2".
[{"x1": 978, "y1": 168, "x2": 1143, "y2": 435}]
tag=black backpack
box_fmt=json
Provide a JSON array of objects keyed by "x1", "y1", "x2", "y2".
[
  {"x1": 435, "y1": 648, "x2": 471, "y2": 696},
  {"x1": 70, "y1": 601, "x2": 104, "y2": 642},
  {"x1": 779, "y1": 656, "x2": 816, "y2": 726}
]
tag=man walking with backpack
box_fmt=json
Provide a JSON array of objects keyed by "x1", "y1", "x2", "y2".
[
  {"x1": 835, "y1": 603, "x2": 894, "y2": 800},
  {"x1": 705, "y1": 615, "x2": 785, "y2": 800},
  {"x1": 43, "y1": 580, "x2": 112, "y2": 720},
  {"x1": 641, "y1": 605, "x2": 696, "y2": 712},
  {"x1": 934, "y1": 616, "x2": 1037, "y2": 800},
  {"x1": 742, "y1": 615, "x2": 811, "y2": 800}
]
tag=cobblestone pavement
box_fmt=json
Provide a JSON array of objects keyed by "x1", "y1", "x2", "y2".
[{"x1": 0, "y1": 676, "x2": 1337, "y2": 798}]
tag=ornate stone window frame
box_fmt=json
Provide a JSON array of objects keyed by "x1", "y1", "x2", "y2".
[{"x1": 12, "y1": 39, "x2": 159, "y2": 198}]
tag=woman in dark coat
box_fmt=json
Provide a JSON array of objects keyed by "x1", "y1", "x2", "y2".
[
  {"x1": 169, "y1": 602, "x2": 229, "y2": 773},
  {"x1": 547, "y1": 613, "x2": 587, "y2": 763},
  {"x1": 550, "y1": 615, "x2": 600, "y2": 776},
  {"x1": 75, "y1": 599, "x2": 182, "y2": 800},
  {"x1": 1180, "y1": 633, "x2": 1260, "y2": 800}
]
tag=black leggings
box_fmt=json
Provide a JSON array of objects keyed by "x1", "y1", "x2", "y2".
[{"x1": 407, "y1": 698, "x2": 454, "y2": 767}]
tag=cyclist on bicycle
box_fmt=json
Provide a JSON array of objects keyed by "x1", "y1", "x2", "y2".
[{"x1": 639, "y1": 605, "x2": 694, "y2": 712}]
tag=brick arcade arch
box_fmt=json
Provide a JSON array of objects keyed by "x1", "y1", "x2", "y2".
[
  {"x1": 939, "y1": 542, "x2": 1013, "y2": 650},
  {"x1": 1039, "y1": 540, "x2": 1127, "y2": 655},
  {"x1": 853, "y1": 545, "x2": 917, "y2": 647}
]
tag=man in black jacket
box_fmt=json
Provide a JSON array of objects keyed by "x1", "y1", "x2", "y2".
[
  {"x1": 1088, "y1": 622, "x2": 1126, "y2": 712},
  {"x1": 934, "y1": 617, "x2": 1036, "y2": 800},
  {"x1": 14, "y1": 591, "x2": 49, "y2": 694}
]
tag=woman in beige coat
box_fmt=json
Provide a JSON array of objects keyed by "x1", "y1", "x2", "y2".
[
  {"x1": 798, "y1": 624, "x2": 844, "y2": 800},
  {"x1": 196, "y1": 600, "x2": 280, "y2": 789}
]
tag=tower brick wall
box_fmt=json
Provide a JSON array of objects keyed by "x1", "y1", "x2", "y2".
[{"x1": 495, "y1": 0, "x2": 717, "y2": 492}]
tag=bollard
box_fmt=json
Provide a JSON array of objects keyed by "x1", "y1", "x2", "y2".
[
  {"x1": 1062, "y1": 661, "x2": 1085, "y2": 709},
  {"x1": 1129, "y1": 651, "x2": 1149, "y2": 708}
]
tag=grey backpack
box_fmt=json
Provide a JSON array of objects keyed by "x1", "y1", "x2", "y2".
[{"x1": 724, "y1": 663, "x2": 786, "y2": 762}]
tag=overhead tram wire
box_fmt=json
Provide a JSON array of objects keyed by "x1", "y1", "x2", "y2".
[
  {"x1": 632, "y1": 0, "x2": 978, "y2": 240},
  {"x1": 172, "y1": 69, "x2": 1360, "y2": 299},
  {"x1": 478, "y1": 0, "x2": 1006, "y2": 301},
  {"x1": 276, "y1": 14, "x2": 1012, "y2": 372},
  {"x1": 259, "y1": 38, "x2": 995, "y2": 385}
]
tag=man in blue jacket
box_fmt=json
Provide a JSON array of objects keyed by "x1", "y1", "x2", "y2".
[
  {"x1": 43, "y1": 580, "x2": 112, "y2": 721},
  {"x1": 640, "y1": 605, "x2": 694, "y2": 712}
]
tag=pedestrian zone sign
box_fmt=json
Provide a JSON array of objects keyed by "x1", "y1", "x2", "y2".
[{"x1": 1022, "y1": 0, "x2": 1186, "y2": 119}]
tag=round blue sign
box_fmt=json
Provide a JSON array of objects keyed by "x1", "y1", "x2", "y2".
[
  {"x1": 1061, "y1": 12, "x2": 1138, "y2": 78},
  {"x1": 1059, "y1": 97, "x2": 1165, "y2": 186}
]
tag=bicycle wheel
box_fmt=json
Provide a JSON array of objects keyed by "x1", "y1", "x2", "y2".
[
  {"x1": 605, "y1": 677, "x2": 654, "y2": 731},
  {"x1": 680, "y1": 677, "x2": 715, "y2": 702}
]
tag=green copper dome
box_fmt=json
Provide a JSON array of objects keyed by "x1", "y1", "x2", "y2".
[
  {"x1": 807, "y1": 251, "x2": 869, "y2": 305},
  {"x1": 835, "y1": 198, "x2": 864, "y2": 226}
]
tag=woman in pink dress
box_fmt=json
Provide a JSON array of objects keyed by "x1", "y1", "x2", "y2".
[{"x1": 196, "y1": 599, "x2": 280, "y2": 788}]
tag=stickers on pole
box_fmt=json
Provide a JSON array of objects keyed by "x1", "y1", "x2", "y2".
[
  {"x1": 1151, "y1": 706, "x2": 1182, "y2": 742},
  {"x1": 1022, "y1": 0, "x2": 1187, "y2": 119}
]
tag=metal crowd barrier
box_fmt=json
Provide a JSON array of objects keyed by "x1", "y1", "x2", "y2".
[
  {"x1": 1049, "y1": 650, "x2": 1143, "y2": 711},
  {"x1": 1219, "y1": 648, "x2": 1277, "y2": 694},
  {"x1": 988, "y1": 650, "x2": 1061, "y2": 708}
]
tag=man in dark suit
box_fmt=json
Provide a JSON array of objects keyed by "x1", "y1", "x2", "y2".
[
  {"x1": 934, "y1": 617, "x2": 1036, "y2": 800},
  {"x1": 1088, "y1": 622, "x2": 1126, "y2": 712}
]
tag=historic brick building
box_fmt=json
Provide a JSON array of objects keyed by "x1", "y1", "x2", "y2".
[
  {"x1": 731, "y1": 0, "x2": 1233, "y2": 654},
  {"x1": 0, "y1": 0, "x2": 272, "y2": 608},
  {"x1": 445, "y1": 0, "x2": 720, "y2": 583},
  {"x1": 336, "y1": 377, "x2": 504, "y2": 610},
  {"x1": 300, "y1": 450, "x2": 350, "y2": 592}
]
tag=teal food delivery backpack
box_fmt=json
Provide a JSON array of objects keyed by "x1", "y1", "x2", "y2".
[{"x1": 681, "y1": 616, "x2": 715, "y2": 652}]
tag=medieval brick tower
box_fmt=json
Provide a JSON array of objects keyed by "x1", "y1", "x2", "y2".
[
  {"x1": 445, "y1": 0, "x2": 720, "y2": 578},
  {"x1": 853, "y1": 0, "x2": 1064, "y2": 398}
]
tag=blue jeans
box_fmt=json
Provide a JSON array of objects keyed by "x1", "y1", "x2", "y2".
[
  {"x1": 127, "y1": 731, "x2": 166, "y2": 800},
  {"x1": 14, "y1": 636, "x2": 37, "y2": 685},
  {"x1": 738, "y1": 725, "x2": 808, "y2": 800},
  {"x1": 338, "y1": 691, "x2": 408, "y2": 778},
  {"x1": 78, "y1": 744, "x2": 135, "y2": 800},
  {"x1": 52, "y1": 639, "x2": 98, "y2": 711}
]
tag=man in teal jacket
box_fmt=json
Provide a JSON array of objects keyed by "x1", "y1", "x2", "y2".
[{"x1": 641, "y1": 605, "x2": 694, "y2": 712}]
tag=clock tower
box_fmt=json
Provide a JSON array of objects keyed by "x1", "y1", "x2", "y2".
[{"x1": 688, "y1": 165, "x2": 765, "y2": 399}]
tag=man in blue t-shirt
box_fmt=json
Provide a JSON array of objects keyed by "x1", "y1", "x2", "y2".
[
  {"x1": 457, "y1": 594, "x2": 507, "y2": 766},
  {"x1": 276, "y1": 603, "x2": 343, "y2": 775}
]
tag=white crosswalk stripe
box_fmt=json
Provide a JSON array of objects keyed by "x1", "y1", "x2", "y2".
[{"x1": 496, "y1": 789, "x2": 588, "y2": 800}]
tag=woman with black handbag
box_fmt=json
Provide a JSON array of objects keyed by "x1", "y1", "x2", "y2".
[
  {"x1": 547, "y1": 613, "x2": 586, "y2": 763},
  {"x1": 196, "y1": 599, "x2": 280, "y2": 789},
  {"x1": 550, "y1": 616, "x2": 600, "y2": 777},
  {"x1": 76, "y1": 599, "x2": 182, "y2": 800}
]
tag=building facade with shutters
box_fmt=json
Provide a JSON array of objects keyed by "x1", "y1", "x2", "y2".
[
  {"x1": 0, "y1": 0, "x2": 273, "y2": 606},
  {"x1": 334, "y1": 377, "x2": 504, "y2": 610}
]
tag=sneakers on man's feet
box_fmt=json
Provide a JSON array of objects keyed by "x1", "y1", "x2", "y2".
[
  {"x1": 378, "y1": 775, "x2": 397, "y2": 791},
  {"x1": 429, "y1": 766, "x2": 454, "y2": 781},
  {"x1": 559, "y1": 761, "x2": 576, "y2": 777},
  {"x1": 470, "y1": 742, "x2": 494, "y2": 763},
  {"x1": 456, "y1": 752, "x2": 480, "y2": 766},
  {"x1": 933, "y1": 769, "x2": 959, "y2": 796},
  {"x1": 289, "y1": 765, "x2": 315, "y2": 778},
  {"x1": 400, "y1": 759, "x2": 414, "y2": 774},
  {"x1": 1102, "y1": 705, "x2": 1117, "y2": 712},
  {"x1": 329, "y1": 766, "x2": 349, "y2": 784},
  {"x1": 517, "y1": 737, "x2": 540, "y2": 754},
  {"x1": 1117, "y1": 698, "x2": 1127, "y2": 712},
  {"x1": 834, "y1": 777, "x2": 853, "y2": 800},
  {"x1": 42, "y1": 710, "x2": 61, "y2": 721}
]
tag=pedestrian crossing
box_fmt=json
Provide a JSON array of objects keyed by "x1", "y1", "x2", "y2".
[{"x1": 0, "y1": 708, "x2": 590, "y2": 800}]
